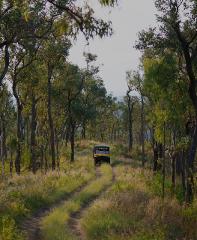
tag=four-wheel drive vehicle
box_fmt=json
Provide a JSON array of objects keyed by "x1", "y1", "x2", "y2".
[{"x1": 93, "y1": 145, "x2": 110, "y2": 165}]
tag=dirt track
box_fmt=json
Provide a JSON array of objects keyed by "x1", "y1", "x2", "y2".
[
  {"x1": 67, "y1": 166, "x2": 115, "y2": 240},
  {"x1": 21, "y1": 166, "x2": 114, "y2": 240}
]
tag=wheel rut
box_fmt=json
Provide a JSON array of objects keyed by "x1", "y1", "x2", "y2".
[
  {"x1": 68, "y1": 166, "x2": 115, "y2": 240},
  {"x1": 21, "y1": 171, "x2": 99, "y2": 240}
]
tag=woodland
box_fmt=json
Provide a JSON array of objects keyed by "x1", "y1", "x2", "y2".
[{"x1": 0, "y1": 0, "x2": 197, "y2": 240}]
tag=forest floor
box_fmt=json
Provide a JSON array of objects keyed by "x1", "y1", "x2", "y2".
[{"x1": 1, "y1": 142, "x2": 197, "y2": 240}]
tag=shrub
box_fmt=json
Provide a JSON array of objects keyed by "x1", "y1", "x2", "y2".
[{"x1": 1, "y1": 216, "x2": 23, "y2": 240}]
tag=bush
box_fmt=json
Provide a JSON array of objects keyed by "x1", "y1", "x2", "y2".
[{"x1": 1, "y1": 216, "x2": 23, "y2": 240}]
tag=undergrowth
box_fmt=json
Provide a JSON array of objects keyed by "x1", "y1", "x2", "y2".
[
  {"x1": 81, "y1": 165, "x2": 197, "y2": 240},
  {"x1": 41, "y1": 164, "x2": 113, "y2": 240},
  {"x1": 0, "y1": 155, "x2": 95, "y2": 240}
]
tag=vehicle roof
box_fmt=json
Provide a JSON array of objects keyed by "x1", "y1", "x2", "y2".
[{"x1": 94, "y1": 145, "x2": 110, "y2": 148}]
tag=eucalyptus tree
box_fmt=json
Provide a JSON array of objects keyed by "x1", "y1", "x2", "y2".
[
  {"x1": 125, "y1": 82, "x2": 138, "y2": 152},
  {"x1": 143, "y1": 49, "x2": 191, "y2": 196},
  {"x1": 40, "y1": 38, "x2": 70, "y2": 169},
  {"x1": 0, "y1": 84, "x2": 15, "y2": 177},
  {"x1": 54, "y1": 63, "x2": 85, "y2": 162},
  {"x1": 0, "y1": 0, "x2": 56, "y2": 86},
  {"x1": 9, "y1": 43, "x2": 39, "y2": 174},
  {"x1": 126, "y1": 71, "x2": 146, "y2": 166},
  {"x1": 0, "y1": 0, "x2": 119, "y2": 174},
  {"x1": 19, "y1": 59, "x2": 47, "y2": 173},
  {"x1": 0, "y1": 0, "x2": 117, "y2": 87},
  {"x1": 136, "y1": 0, "x2": 197, "y2": 202}
]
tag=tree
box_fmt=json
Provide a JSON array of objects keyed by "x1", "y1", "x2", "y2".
[
  {"x1": 125, "y1": 83, "x2": 137, "y2": 152},
  {"x1": 140, "y1": 46, "x2": 192, "y2": 200},
  {"x1": 127, "y1": 71, "x2": 146, "y2": 166},
  {"x1": 136, "y1": 0, "x2": 197, "y2": 203},
  {"x1": 0, "y1": 84, "x2": 15, "y2": 177}
]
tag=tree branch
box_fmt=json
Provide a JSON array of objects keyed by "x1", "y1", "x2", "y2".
[{"x1": 0, "y1": 45, "x2": 10, "y2": 86}]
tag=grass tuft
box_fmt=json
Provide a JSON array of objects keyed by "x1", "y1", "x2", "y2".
[{"x1": 41, "y1": 164, "x2": 113, "y2": 240}]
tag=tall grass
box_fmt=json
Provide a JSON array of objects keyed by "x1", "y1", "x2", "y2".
[
  {"x1": 81, "y1": 165, "x2": 197, "y2": 240},
  {"x1": 41, "y1": 164, "x2": 113, "y2": 240},
  {"x1": 0, "y1": 154, "x2": 95, "y2": 240}
]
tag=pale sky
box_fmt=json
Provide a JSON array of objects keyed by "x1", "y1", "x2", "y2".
[{"x1": 69, "y1": 0, "x2": 157, "y2": 97}]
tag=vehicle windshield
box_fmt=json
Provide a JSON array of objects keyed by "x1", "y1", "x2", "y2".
[{"x1": 94, "y1": 147, "x2": 109, "y2": 154}]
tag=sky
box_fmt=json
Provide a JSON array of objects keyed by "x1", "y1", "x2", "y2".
[{"x1": 69, "y1": 0, "x2": 157, "y2": 97}]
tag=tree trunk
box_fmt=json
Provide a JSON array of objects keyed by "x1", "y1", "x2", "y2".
[
  {"x1": 162, "y1": 122, "x2": 166, "y2": 200},
  {"x1": 171, "y1": 155, "x2": 176, "y2": 192},
  {"x1": 174, "y1": 25, "x2": 197, "y2": 203},
  {"x1": 25, "y1": 117, "x2": 30, "y2": 147},
  {"x1": 12, "y1": 78, "x2": 22, "y2": 175},
  {"x1": 15, "y1": 104, "x2": 22, "y2": 175},
  {"x1": 2, "y1": 118, "x2": 7, "y2": 160},
  {"x1": 40, "y1": 145, "x2": 44, "y2": 172},
  {"x1": 82, "y1": 121, "x2": 86, "y2": 139},
  {"x1": 70, "y1": 122, "x2": 75, "y2": 163},
  {"x1": 181, "y1": 150, "x2": 186, "y2": 198},
  {"x1": 0, "y1": 124, "x2": 5, "y2": 178},
  {"x1": 186, "y1": 125, "x2": 197, "y2": 203},
  {"x1": 127, "y1": 96, "x2": 134, "y2": 152},
  {"x1": 153, "y1": 144, "x2": 159, "y2": 172},
  {"x1": 141, "y1": 96, "x2": 145, "y2": 166},
  {"x1": 55, "y1": 129, "x2": 60, "y2": 170},
  {"x1": 0, "y1": 116, "x2": 7, "y2": 178},
  {"x1": 0, "y1": 45, "x2": 10, "y2": 87},
  {"x1": 10, "y1": 150, "x2": 13, "y2": 177},
  {"x1": 47, "y1": 65, "x2": 56, "y2": 170},
  {"x1": 44, "y1": 143, "x2": 48, "y2": 173},
  {"x1": 30, "y1": 93, "x2": 37, "y2": 174},
  {"x1": 65, "y1": 125, "x2": 70, "y2": 147}
]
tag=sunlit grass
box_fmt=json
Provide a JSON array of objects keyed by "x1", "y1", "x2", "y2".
[
  {"x1": 81, "y1": 165, "x2": 197, "y2": 240},
  {"x1": 41, "y1": 164, "x2": 113, "y2": 240},
  {"x1": 0, "y1": 153, "x2": 95, "y2": 240}
]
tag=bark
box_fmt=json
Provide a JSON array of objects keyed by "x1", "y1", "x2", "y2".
[
  {"x1": 162, "y1": 122, "x2": 166, "y2": 200},
  {"x1": 127, "y1": 92, "x2": 134, "y2": 152},
  {"x1": 47, "y1": 65, "x2": 56, "y2": 170},
  {"x1": 40, "y1": 145, "x2": 44, "y2": 171},
  {"x1": 181, "y1": 150, "x2": 186, "y2": 197},
  {"x1": 30, "y1": 93, "x2": 37, "y2": 173},
  {"x1": 2, "y1": 118, "x2": 7, "y2": 160},
  {"x1": 10, "y1": 150, "x2": 13, "y2": 177},
  {"x1": 70, "y1": 122, "x2": 75, "y2": 163},
  {"x1": 25, "y1": 117, "x2": 30, "y2": 146},
  {"x1": 153, "y1": 141, "x2": 163, "y2": 172},
  {"x1": 0, "y1": 45, "x2": 10, "y2": 87},
  {"x1": 0, "y1": 123, "x2": 5, "y2": 178},
  {"x1": 55, "y1": 133, "x2": 60, "y2": 170},
  {"x1": 82, "y1": 121, "x2": 86, "y2": 139},
  {"x1": 141, "y1": 95, "x2": 145, "y2": 166},
  {"x1": 153, "y1": 145, "x2": 159, "y2": 172},
  {"x1": 66, "y1": 131, "x2": 69, "y2": 147},
  {"x1": 44, "y1": 143, "x2": 48, "y2": 173},
  {"x1": 186, "y1": 126, "x2": 197, "y2": 203},
  {"x1": 12, "y1": 77, "x2": 22, "y2": 175},
  {"x1": 171, "y1": 155, "x2": 176, "y2": 191},
  {"x1": 173, "y1": 22, "x2": 197, "y2": 203},
  {"x1": 1, "y1": 115, "x2": 7, "y2": 177}
]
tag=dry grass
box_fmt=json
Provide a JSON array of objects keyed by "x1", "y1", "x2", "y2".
[
  {"x1": 41, "y1": 164, "x2": 113, "y2": 240},
  {"x1": 0, "y1": 154, "x2": 95, "y2": 240},
  {"x1": 81, "y1": 165, "x2": 197, "y2": 240}
]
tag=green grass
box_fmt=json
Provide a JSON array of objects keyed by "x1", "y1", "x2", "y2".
[
  {"x1": 41, "y1": 164, "x2": 113, "y2": 240},
  {"x1": 0, "y1": 155, "x2": 95, "y2": 240},
  {"x1": 2, "y1": 141, "x2": 197, "y2": 240},
  {"x1": 80, "y1": 165, "x2": 197, "y2": 240}
]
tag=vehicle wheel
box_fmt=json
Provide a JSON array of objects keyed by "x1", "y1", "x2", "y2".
[{"x1": 94, "y1": 158, "x2": 98, "y2": 166}]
